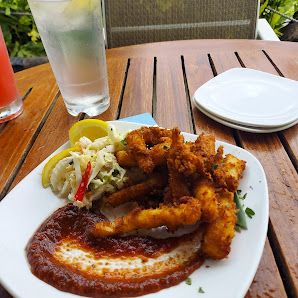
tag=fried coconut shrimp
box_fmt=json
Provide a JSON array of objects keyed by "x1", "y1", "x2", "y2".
[
  {"x1": 167, "y1": 128, "x2": 191, "y2": 199},
  {"x1": 116, "y1": 137, "x2": 171, "y2": 169},
  {"x1": 193, "y1": 179, "x2": 219, "y2": 223},
  {"x1": 126, "y1": 127, "x2": 172, "y2": 173},
  {"x1": 201, "y1": 189, "x2": 237, "y2": 259},
  {"x1": 211, "y1": 154, "x2": 246, "y2": 193},
  {"x1": 94, "y1": 197, "x2": 201, "y2": 237},
  {"x1": 105, "y1": 173, "x2": 168, "y2": 207},
  {"x1": 93, "y1": 126, "x2": 247, "y2": 261},
  {"x1": 168, "y1": 127, "x2": 205, "y2": 177}
]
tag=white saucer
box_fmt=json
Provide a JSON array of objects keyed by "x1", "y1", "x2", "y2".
[
  {"x1": 193, "y1": 68, "x2": 298, "y2": 128},
  {"x1": 194, "y1": 103, "x2": 298, "y2": 133}
]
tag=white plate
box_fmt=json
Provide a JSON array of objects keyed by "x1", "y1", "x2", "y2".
[
  {"x1": 193, "y1": 68, "x2": 298, "y2": 128},
  {"x1": 0, "y1": 121, "x2": 269, "y2": 298},
  {"x1": 195, "y1": 103, "x2": 298, "y2": 133}
]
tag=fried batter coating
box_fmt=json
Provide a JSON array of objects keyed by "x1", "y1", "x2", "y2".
[
  {"x1": 169, "y1": 128, "x2": 205, "y2": 177},
  {"x1": 94, "y1": 197, "x2": 202, "y2": 237},
  {"x1": 193, "y1": 179, "x2": 219, "y2": 223},
  {"x1": 105, "y1": 173, "x2": 168, "y2": 207},
  {"x1": 212, "y1": 154, "x2": 246, "y2": 193},
  {"x1": 204, "y1": 145, "x2": 224, "y2": 172},
  {"x1": 201, "y1": 189, "x2": 237, "y2": 259},
  {"x1": 167, "y1": 128, "x2": 190, "y2": 198},
  {"x1": 126, "y1": 127, "x2": 172, "y2": 173},
  {"x1": 193, "y1": 133, "x2": 216, "y2": 157},
  {"x1": 116, "y1": 137, "x2": 172, "y2": 168},
  {"x1": 115, "y1": 151, "x2": 138, "y2": 168},
  {"x1": 167, "y1": 163, "x2": 190, "y2": 199},
  {"x1": 149, "y1": 137, "x2": 172, "y2": 166}
]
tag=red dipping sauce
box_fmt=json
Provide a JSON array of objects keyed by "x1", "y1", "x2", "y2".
[{"x1": 26, "y1": 204, "x2": 204, "y2": 297}]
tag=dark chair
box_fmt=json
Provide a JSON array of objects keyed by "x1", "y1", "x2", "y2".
[{"x1": 103, "y1": 0, "x2": 260, "y2": 48}]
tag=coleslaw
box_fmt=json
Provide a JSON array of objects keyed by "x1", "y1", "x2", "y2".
[{"x1": 49, "y1": 124, "x2": 129, "y2": 208}]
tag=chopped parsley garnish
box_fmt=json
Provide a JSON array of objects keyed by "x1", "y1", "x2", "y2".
[
  {"x1": 198, "y1": 287, "x2": 205, "y2": 293},
  {"x1": 211, "y1": 164, "x2": 218, "y2": 170},
  {"x1": 245, "y1": 207, "x2": 255, "y2": 218},
  {"x1": 236, "y1": 190, "x2": 247, "y2": 199},
  {"x1": 182, "y1": 261, "x2": 188, "y2": 266},
  {"x1": 120, "y1": 138, "x2": 127, "y2": 146},
  {"x1": 185, "y1": 278, "x2": 192, "y2": 285},
  {"x1": 163, "y1": 145, "x2": 168, "y2": 149}
]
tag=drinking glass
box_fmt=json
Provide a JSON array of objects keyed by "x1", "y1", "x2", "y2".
[
  {"x1": 0, "y1": 27, "x2": 23, "y2": 123},
  {"x1": 27, "y1": 0, "x2": 110, "y2": 116}
]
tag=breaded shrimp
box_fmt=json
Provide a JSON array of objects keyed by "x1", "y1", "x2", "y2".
[
  {"x1": 116, "y1": 137, "x2": 172, "y2": 168},
  {"x1": 167, "y1": 128, "x2": 190, "y2": 198},
  {"x1": 201, "y1": 189, "x2": 237, "y2": 259},
  {"x1": 193, "y1": 133, "x2": 216, "y2": 157},
  {"x1": 169, "y1": 128, "x2": 205, "y2": 177},
  {"x1": 105, "y1": 173, "x2": 168, "y2": 207},
  {"x1": 193, "y1": 179, "x2": 219, "y2": 223},
  {"x1": 126, "y1": 127, "x2": 172, "y2": 173},
  {"x1": 212, "y1": 154, "x2": 246, "y2": 193},
  {"x1": 94, "y1": 196, "x2": 202, "y2": 237}
]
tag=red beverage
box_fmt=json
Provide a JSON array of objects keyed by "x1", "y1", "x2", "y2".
[{"x1": 0, "y1": 27, "x2": 23, "y2": 122}]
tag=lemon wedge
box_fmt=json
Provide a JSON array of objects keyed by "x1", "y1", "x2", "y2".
[
  {"x1": 69, "y1": 119, "x2": 109, "y2": 147},
  {"x1": 42, "y1": 146, "x2": 81, "y2": 188}
]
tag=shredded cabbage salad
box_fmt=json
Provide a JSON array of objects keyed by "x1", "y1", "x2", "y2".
[{"x1": 50, "y1": 124, "x2": 129, "y2": 208}]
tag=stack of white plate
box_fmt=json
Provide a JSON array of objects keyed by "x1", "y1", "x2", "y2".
[{"x1": 192, "y1": 68, "x2": 298, "y2": 133}]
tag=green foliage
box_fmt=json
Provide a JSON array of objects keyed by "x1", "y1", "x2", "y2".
[
  {"x1": 0, "y1": 0, "x2": 45, "y2": 57},
  {"x1": 259, "y1": 0, "x2": 298, "y2": 37}
]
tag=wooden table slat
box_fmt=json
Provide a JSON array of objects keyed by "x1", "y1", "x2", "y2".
[
  {"x1": 183, "y1": 54, "x2": 235, "y2": 143},
  {"x1": 236, "y1": 49, "x2": 298, "y2": 164},
  {"x1": 119, "y1": 57, "x2": 154, "y2": 119},
  {"x1": 106, "y1": 40, "x2": 298, "y2": 59},
  {"x1": 155, "y1": 56, "x2": 191, "y2": 132},
  {"x1": 9, "y1": 95, "x2": 79, "y2": 190},
  {"x1": 234, "y1": 51, "x2": 298, "y2": 294},
  {"x1": 245, "y1": 239, "x2": 287, "y2": 298},
  {"x1": 264, "y1": 49, "x2": 298, "y2": 168},
  {"x1": 264, "y1": 48, "x2": 298, "y2": 81},
  {"x1": 0, "y1": 78, "x2": 59, "y2": 199},
  {"x1": 239, "y1": 131, "x2": 298, "y2": 293},
  {"x1": 94, "y1": 57, "x2": 128, "y2": 121}
]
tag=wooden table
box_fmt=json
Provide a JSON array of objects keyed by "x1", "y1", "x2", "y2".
[{"x1": 0, "y1": 40, "x2": 297, "y2": 298}]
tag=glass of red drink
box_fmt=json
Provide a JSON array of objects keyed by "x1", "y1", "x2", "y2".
[{"x1": 0, "y1": 27, "x2": 23, "y2": 123}]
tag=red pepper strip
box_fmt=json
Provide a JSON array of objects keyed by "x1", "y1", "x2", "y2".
[{"x1": 74, "y1": 161, "x2": 92, "y2": 202}]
